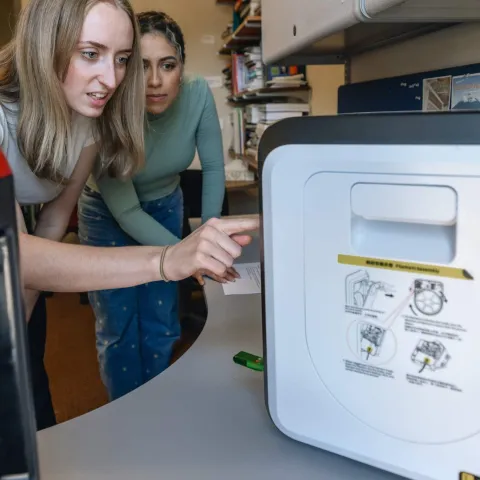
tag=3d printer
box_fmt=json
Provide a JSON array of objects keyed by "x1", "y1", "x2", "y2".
[{"x1": 259, "y1": 112, "x2": 480, "y2": 480}]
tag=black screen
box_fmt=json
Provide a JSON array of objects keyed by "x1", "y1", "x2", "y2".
[{"x1": 0, "y1": 156, "x2": 39, "y2": 480}]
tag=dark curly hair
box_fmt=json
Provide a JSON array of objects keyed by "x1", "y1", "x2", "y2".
[{"x1": 136, "y1": 11, "x2": 186, "y2": 64}]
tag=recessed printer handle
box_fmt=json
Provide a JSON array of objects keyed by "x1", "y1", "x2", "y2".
[{"x1": 351, "y1": 183, "x2": 457, "y2": 226}]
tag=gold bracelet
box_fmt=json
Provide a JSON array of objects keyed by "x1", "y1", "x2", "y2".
[{"x1": 159, "y1": 246, "x2": 171, "y2": 282}]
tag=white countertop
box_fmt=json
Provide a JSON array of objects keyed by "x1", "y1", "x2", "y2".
[{"x1": 37, "y1": 238, "x2": 403, "y2": 480}]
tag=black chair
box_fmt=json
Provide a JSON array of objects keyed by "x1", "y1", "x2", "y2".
[{"x1": 179, "y1": 169, "x2": 229, "y2": 238}]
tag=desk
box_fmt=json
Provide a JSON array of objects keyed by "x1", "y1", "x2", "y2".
[{"x1": 37, "y1": 238, "x2": 403, "y2": 480}]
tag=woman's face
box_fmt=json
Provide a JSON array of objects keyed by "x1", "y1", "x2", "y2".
[
  {"x1": 62, "y1": 2, "x2": 134, "y2": 118},
  {"x1": 141, "y1": 33, "x2": 182, "y2": 115}
]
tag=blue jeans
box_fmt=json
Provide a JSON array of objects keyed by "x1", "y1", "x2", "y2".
[{"x1": 77, "y1": 186, "x2": 183, "y2": 401}]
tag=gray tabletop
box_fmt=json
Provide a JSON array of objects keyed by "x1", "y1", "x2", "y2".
[{"x1": 37, "y1": 238, "x2": 403, "y2": 479}]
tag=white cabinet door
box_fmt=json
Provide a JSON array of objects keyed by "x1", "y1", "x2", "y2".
[
  {"x1": 261, "y1": 0, "x2": 480, "y2": 64},
  {"x1": 358, "y1": 0, "x2": 402, "y2": 18},
  {"x1": 365, "y1": 0, "x2": 480, "y2": 21},
  {"x1": 261, "y1": 0, "x2": 356, "y2": 64}
]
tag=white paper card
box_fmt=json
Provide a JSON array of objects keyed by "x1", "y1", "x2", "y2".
[{"x1": 222, "y1": 262, "x2": 261, "y2": 295}]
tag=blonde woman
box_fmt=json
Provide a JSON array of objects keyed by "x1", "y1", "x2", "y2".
[{"x1": 0, "y1": 0, "x2": 257, "y2": 431}]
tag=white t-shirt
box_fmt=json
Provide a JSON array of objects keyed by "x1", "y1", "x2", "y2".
[{"x1": 0, "y1": 102, "x2": 96, "y2": 206}]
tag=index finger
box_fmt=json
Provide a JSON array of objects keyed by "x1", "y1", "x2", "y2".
[{"x1": 215, "y1": 216, "x2": 260, "y2": 236}]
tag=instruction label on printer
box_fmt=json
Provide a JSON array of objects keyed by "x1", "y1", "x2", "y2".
[
  {"x1": 335, "y1": 253, "x2": 475, "y2": 398},
  {"x1": 299, "y1": 250, "x2": 480, "y2": 443},
  {"x1": 460, "y1": 473, "x2": 480, "y2": 480},
  {"x1": 338, "y1": 254, "x2": 474, "y2": 280}
]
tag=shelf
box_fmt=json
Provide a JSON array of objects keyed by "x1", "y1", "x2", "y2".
[
  {"x1": 218, "y1": 16, "x2": 262, "y2": 54},
  {"x1": 228, "y1": 85, "x2": 310, "y2": 103},
  {"x1": 248, "y1": 159, "x2": 258, "y2": 172},
  {"x1": 241, "y1": 154, "x2": 258, "y2": 172},
  {"x1": 226, "y1": 180, "x2": 257, "y2": 191},
  {"x1": 225, "y1": 151, "x2": 258, "y2": 181},
  {"x1": 270, "y1": 23, "x2": 456, "y2": 66}
]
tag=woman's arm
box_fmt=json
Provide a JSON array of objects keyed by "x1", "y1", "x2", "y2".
[
  {"x1": 21, "y1": 234, "x2": 162, "y2": 291},
  {"x1": 19, "y1": 143, "x2": 258, "y2": 291},
  {"x1": 34, "y1": 144, "x2": 98, "y2": 242},
  {"x1": 22, "y1": 144, "x2": 170, "y2": 293},
  {"x1": 196, "y1": 83, "x2": 226, "y2": 224},
  {"x1": 97, "y1": 173, "x2": 180, "y2": 246},
  {"x1": 21, "y1": 216, "x2": 257, "y2": 292},
  {"x1": 21, "y1": 143, "x2": 99, "y2": 317}
]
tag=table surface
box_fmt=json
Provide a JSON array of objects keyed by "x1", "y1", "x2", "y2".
[{"x1": 37, "y1": 238, "x2": 403, "y2": 480}]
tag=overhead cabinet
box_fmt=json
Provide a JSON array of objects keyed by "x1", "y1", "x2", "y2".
[{"x1": 261, "y1": 0, "x2": 480, "y2": 64}]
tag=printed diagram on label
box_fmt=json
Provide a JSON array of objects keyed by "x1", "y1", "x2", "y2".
[
  {"x1": 411, "y1": 339, "x2": 451, "y2": 373},
  {"x1": 345, "y1": 270, "x2": 395, "y2": 310},
  {"x1": 347, "y1": 319, "x2": 397, "y2": 365},
  {"x1": 345, "y1": 266, "x2": 454, "y2": 370},
  {"x1": 412, "y1": 279, "x2": 447, "y2": 316},
  {"x1": 358, "y1": 323, "x2": 386, "y2": 360}
]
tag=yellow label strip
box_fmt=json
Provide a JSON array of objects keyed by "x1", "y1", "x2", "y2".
[
  {"x1": 460, "y1": 473, "x2": 479, "y2": 480},
  {"x1": 338, "y1": 254, "x2": 473, "y2": 281}
]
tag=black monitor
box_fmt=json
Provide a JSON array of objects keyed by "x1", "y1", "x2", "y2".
[{"x1": 0, "y1": 151, "x2": 39, "y2": 480}]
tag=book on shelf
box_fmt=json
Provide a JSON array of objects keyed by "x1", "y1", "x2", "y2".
[
  {"x1": 244, "y1": 46, "x2": 264, "y2": 91},
  {"x1": 225, "y1": 158, "x2": 255, "y2": 181},
  {"x1": 234, "y1": 0, "x2": 261, "y2": 21},
  {"x1": 265, "y1": 64, "x2": 306, "y2": 81},
  {"x1": 230, "y1": 49, "x2": 308, "y2": 96},
  {"x1": 243, "y1": 101, "x2": 310, "y2": 160},
  {"x1": 246, "y1": 102, "x2": 309, "y2": 123},
  {"x1": 230, "y1": 107, "x2": 245, "y2": 156},
  {"x1": 251, "y1": 103, "x2": 310, "y2": 112},
  {"x1": 218, "y1": 0, "x2": 308, "y2": 178},
  {"x1": 261, "y1": 111, "x2": 305, "y2": 122},
  {"x1": 228, "y1": 85, "x2": 310, "y2": 162},
  {"x1": 231, "y1": 47, "x2": 265, "y2": 95},
  {"x1": 266, "y1": 74, "x2": 308, "y2": 88},
  {"x1": 231, "y1": 53, "x2": 245, "y2": 94}
]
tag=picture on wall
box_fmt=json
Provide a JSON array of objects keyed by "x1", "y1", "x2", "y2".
[
  {"x1": 422, "y1": 76, "x2": 452, "y2": 112},
  {"x1": 451, "y1": 73, "x2": 480, "y2": 110}
]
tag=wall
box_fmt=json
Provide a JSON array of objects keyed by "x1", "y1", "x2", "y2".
[
  {"x1": 351, "y1": 23, "x2": 480, "y2": 83},
  {"x1": 0, "y1": 0, "x2": 19, "y2": 46},
  {"x1": 285, "y1": 24, "x2": 480, "y2": 118},
  {"x1": 307, "y1": 65, "x2": 345, "y2": 115}
]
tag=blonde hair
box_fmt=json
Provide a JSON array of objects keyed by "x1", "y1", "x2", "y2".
[{"x1": 0, "y1": 0, "x2": 145, "y2": 183}]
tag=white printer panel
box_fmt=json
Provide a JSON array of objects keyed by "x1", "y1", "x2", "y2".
[{"x1": 262, "y1": 143, "x2": 480, "y2": 480}]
